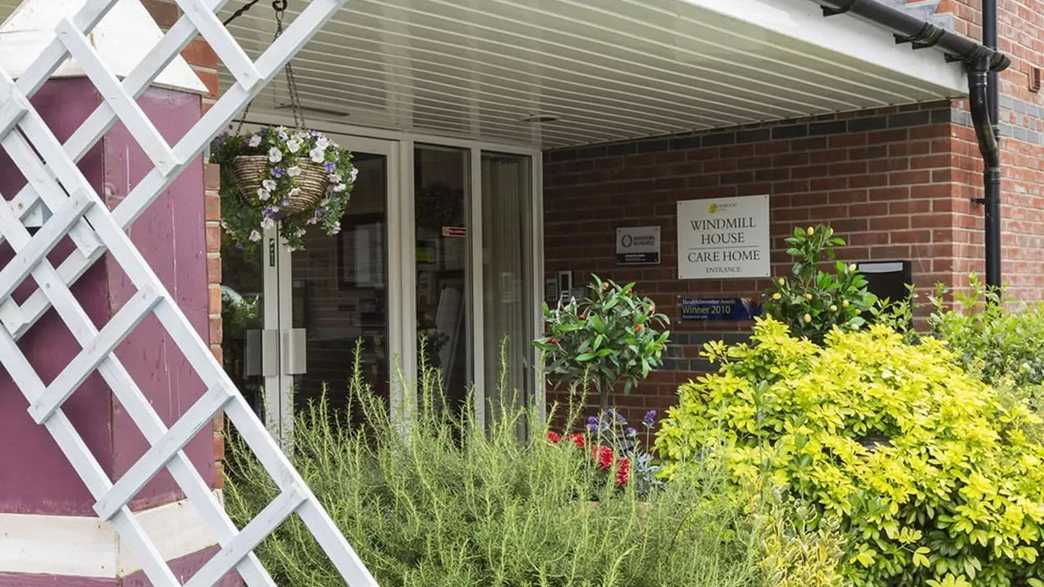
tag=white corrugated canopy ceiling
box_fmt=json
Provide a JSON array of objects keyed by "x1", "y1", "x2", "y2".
[{"x1": 0, "y1": 0, "x2": 969, "y2": 149}]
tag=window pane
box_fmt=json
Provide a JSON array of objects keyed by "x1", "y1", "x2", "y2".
[
  {"x1": 482, "y1": 152, "x2": 532, "y2": 420},
  {"x1": 221, "y1": 242, "x2": 265, "y2": 415},
  {"x1": 291, "y1": 153, "x2": 390, "y2": 417},
  {"x1": 415, "y1": 145, "x2": 471, "y2": 412}
]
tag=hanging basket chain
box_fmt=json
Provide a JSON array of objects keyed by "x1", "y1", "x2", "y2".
[
  {"x1": 222, "y1": 0, "x2": 262, "y2": 26},
  {"x1": 274, "y1": 1, "x2": 307, "y2": 130},
  {"x1": 233, "y1": 0, "x2": 305, "y2": 134}
]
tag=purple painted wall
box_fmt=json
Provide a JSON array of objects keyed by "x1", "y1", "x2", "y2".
[
  {"x1": 104, "y1": 85, "x2": 214, "y2": 512},
  {"x1": 0, "y1": 79, "x2": 112, "y2": 516},
  {"x1": 0, "y1": 78, "x2": 215, "y2": 518}
]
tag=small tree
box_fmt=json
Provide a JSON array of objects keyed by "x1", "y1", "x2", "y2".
[
  {"x1": 762, "y1": 225, "x2": 876, "y2": 343},
  {"x1": 535, "y1": 275, "x2": 670, "y2": 412}
]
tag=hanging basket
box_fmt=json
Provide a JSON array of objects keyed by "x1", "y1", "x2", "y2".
[{"x1": 231, "y1": 155, "x2": 329, "y2": 216}]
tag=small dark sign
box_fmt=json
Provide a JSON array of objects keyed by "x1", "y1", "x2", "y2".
[
  {"x1": 616, "y1": 226, "x2": 660, "y2": 265},
  {"x1": 680, "y1": 297, "x2": 760, "y2": 321},
  {"x1": 441, "y1": 226, "x2": 467, "y2": 238}
]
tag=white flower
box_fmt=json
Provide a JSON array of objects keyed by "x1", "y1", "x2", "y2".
[
  {"x1": 329, "y1": 221, "x2": 341, "y2": 235},
  {"x1": 295, "y1": 228, "x2": 307, "y2": 238},
  {"x1": 276, "y1": 126, "x2": 289, "y2": 140},
  {"x1": 268, "y1": 147, "x2": 283, "y2": 164},
  {"x1": 333, "y1": 183, "x2": 347, "y2": 193},
  {"x1": 257, "y1": 188, "x2": 271, "y2": 201},
  {"x1": 249, "y1": 230, "x2": 262, "y2": 242},
  {"x1": 309, "y1": 146, "x2": 326, "y2": 163},
  {"x1": 287, "y1": 166, "x2": 302, "y2": 177},
  {"x1": 349, "y1": 167, "x2": 359, "y2": 182},
  {"x1": 286, "y1": 139, "x2": 302, "y2": 153},
  {"x1": 260, "y1": 217, "x2": 275, "y2": 230},
  {"x1": 248, "y1": 134, "x2": 262, "y2": 148},
  {"x1": 262, "y1": 179, "x2": 277, "y2": 191},
  {"x1": 288, "y1": 187, "x2": 301, "y2": 197},
  {"x1": 316, "y1": 136, "x2": 330, "y2": 149},
  {"x1": 328, "y1": 173, "x2": 341, "y2": 183}
]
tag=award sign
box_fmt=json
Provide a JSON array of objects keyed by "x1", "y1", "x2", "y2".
[
  {"x1": 679, "y1": 297, "x2": 761, "y2": 321},
  {"x1": 677, "y1": 195, "x2": 770, "y2": 279},
  {"x1": 616, "y1": 225, "x2": 661, "y2": 265}
]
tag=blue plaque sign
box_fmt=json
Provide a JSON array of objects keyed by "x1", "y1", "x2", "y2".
[{"x1": 679, "y1": 297, "x2": 760, "y2": 321}]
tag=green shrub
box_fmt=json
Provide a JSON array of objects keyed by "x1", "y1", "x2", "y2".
[
  {"x1": 930, "y1": 276, "x2": 1044, "y2": 412},
  {"x1": 225, "y1": 345, "x2": 842, "y2": 586},
  {"x1": 535, "y1": 275, "x2": 670, "y2": 411},
  {"x1": 656, "y1": 318, "x2": 1044, "y2": 586},
  {"x1": 762, "y1": 225, "x2": 877, "y2": 343}
]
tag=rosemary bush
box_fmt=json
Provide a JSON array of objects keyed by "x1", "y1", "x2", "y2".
[{"x1": 225, "y1": 345, "x2": 842, "y2": 586}]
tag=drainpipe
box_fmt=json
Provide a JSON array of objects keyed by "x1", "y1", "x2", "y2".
[
  {"x1": 982, "y1": 0, "x2": 1001, "y2": 289},
  {"x1": 813, "y1": 0, "x2": 1009, "y2": 289}
]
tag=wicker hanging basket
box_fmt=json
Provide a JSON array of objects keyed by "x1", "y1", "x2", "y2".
[{"x1": 231, "y1": 155, "x2": 329, "y2": 216}]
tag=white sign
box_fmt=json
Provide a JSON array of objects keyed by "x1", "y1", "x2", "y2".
[
  {"x1": 677, "y1": 195, "x2": 770, "y2": 279},
  {"x1": 616, "y1": 225, "x2": 661, "y2": 265}
]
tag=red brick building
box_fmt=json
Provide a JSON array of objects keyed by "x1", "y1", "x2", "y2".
[
  {"x1": 0, "y1": 0, "x2": 1038, "y2": 581},
  {"x1": 544, "y1": 0, "x2": 1043, "y2": 419}
]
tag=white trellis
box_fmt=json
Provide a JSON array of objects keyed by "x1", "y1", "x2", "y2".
[{"x1": 0, "y1": 0, "x2": 376, "y2": 585}]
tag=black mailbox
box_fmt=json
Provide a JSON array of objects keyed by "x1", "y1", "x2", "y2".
[{"x1": 856, "y1": 261, "x2": 912, "y2": 302}]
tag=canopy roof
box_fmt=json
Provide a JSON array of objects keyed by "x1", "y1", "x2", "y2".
[{"x1": 0, "y1": 0, "x2": 967, "y2": 148}]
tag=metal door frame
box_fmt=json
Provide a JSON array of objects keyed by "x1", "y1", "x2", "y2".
[{"x1": 260, "y1": 134, "x2": 400, "y2": 442}]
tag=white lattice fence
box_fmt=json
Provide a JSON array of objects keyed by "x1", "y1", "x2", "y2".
[{"x1": 0, "y1": 0, "x2": 376, "y2": 584}]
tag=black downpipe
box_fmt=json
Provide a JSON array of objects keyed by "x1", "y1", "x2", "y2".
[
  {"x1": 968, "y1": 59, "x2": 1001, "y2": 291},
  {"x1": 982, "y1": 0, "x2": 1002, "y2": 289},
  {"x1": 814, "y1": 0, "x2": 1009, "y2": 289}
]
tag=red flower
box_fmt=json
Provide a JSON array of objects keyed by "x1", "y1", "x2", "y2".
[
  {"x1": 593, "y1": 445, "x2": 613, "y2": 470},
  {"x1": 546, "y1": 431, "x2": 562, "y2": 444},
  {"x1": 615, "y1": 457, "x2": 631, "y2": 486},
  {"x1": 567, "y1": 433, "x2": 586, "y2": 449}
]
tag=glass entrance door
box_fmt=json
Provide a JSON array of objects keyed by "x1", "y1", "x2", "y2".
[
  {"x1": 222, "y1": 135, "x2": 397, "y2": 443},
  {"x1": 221, "y1": 129, "x2": 540, "y2": 443}
]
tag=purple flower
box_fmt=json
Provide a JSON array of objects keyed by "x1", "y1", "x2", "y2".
[
  {"x1": 642, "y1": 410, "x2": 657, "y2": 427},
  {"x1": 586, "y1": 415, "x2": 598, "y2": 433},
  {"x1": 324, "y1": 161, "x2": 336, "y2": 173},
  {"x1": 626, "y1": 427, "x2": 637, "y2": 437},
  {"x1": 271, "y1": 167, "x2": 286, "y2": 178}
]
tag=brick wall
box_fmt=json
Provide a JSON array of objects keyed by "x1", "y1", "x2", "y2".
[
  {"x1": 543, "y1": 102, "x2": 984, "y2": 423},
  {"x1": 911, "y1": 0, "x2": 1044, "y2": 298},
  {"x1": 542, "y1": 2, "x2": 1043, "y2": 422}
]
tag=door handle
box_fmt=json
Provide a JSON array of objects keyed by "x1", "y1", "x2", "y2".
[
  {"x1": 245, "y1": 329, "x2": 280, "y2": 377},
  {"x1": 284, "y1": 328, "x2": 308, "y2": 375}
]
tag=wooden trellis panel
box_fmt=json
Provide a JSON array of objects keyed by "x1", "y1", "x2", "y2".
[{"x1": 0, "y1": 1, "x2": 376, "y2": 585}]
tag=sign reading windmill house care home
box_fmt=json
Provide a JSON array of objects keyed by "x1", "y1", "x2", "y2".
[{"x1": 677, "y1": 195, "x2": 770, "y2": 279}]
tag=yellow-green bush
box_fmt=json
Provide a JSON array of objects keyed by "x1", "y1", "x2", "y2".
[{"x1": 656, "y1": 318, "x2": 1044, "y2": 586}]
